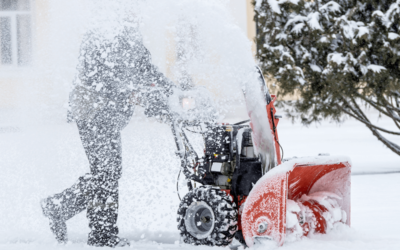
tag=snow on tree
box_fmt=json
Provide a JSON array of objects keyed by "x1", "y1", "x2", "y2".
[{"x1": 255, "y1": 0, "x2": 400, "y2": 156}]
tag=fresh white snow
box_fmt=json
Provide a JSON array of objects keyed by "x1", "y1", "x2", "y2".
[
  {"x1": 367, "y1": 64, "x2": 387, "y2": 73},
  {"x1": 0, "y1": 108, "x2": 399, "y2": 249},
  {"x1": 388, "y1": 32, "x2": 400, "y2": 40}
]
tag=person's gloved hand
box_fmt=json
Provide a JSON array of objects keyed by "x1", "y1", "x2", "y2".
[
  {"x1": 140, "y1": 75, "x2": 175, "y2": 122},
  {"x1": 143, "y1": 88, "x2": 170, "y2": 120},
  {"x1": 196, "y1": 160, "x2": 209, "y2": 179}
]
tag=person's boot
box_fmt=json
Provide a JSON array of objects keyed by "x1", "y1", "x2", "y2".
[
  {"x1": 40, "y1": 198, "x2": 68, "y2": 244},
  {"x1": 87, "y1": 234, "x2": 130, "y2": 247},
  {"x1": 115, "y1": 238, "x2": 130, "y2": 247}
]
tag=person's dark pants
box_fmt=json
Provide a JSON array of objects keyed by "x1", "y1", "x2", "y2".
[{"x1": 44, "y1": 106, "x2": 127, "y2": 247}]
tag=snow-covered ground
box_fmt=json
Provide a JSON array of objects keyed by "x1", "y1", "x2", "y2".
[{"x1": 0, "y1": 108, "x2": 399, "y2": 249}]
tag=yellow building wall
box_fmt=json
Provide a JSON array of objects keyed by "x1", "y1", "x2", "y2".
[
  {"x1": 0, "y1": 0, "x2": 51, "y2": 109},
  {"x1": 246, "y1": 0, "x2": 257, "y2": 58}
]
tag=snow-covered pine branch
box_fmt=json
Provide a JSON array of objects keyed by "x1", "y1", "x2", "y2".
[{"x1": 255, "y1": 0, "x2": 400, "y2": 156}]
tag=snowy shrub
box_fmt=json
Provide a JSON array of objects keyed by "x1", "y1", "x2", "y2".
[{"x1": 255, "y1": 0, "x2": 400, "y2": 156}]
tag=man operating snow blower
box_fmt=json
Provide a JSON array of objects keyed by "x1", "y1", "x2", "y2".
[{"x1": 40, "y1": 26, "x2": 173, "y2": 247}]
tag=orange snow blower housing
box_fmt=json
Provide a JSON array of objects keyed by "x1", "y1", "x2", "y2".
[
  {"x1": 173, "y1": 67, "x2": 351, "y2": 248},
  {"x1": 242, "y1": 94, "x2": 351, "y2": 247}
]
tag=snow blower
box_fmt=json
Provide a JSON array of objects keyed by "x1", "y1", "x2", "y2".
[{"x1": 170, "y1": 67, "x2": 351, "y2": 248}]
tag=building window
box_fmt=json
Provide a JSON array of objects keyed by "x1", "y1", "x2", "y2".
[{"x1": 0, "y1": 0, "x2": 31, "y2": 66}]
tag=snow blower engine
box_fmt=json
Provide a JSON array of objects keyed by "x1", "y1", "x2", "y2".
[{"x1": 169, "y1": 67, "x2": 351, "y2": 248}]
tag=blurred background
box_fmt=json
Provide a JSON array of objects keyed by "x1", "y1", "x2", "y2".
[{"x1": 0, "y1": 0, "x2": 398, "y2": 245}]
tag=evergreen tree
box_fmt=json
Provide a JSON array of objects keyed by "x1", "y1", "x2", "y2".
[{"x1": 255, "y1": 0, "x2": 400, "y2": 156}]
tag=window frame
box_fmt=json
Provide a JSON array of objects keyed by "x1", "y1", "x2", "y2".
[{"x1": 0, "y1": 0, "x2": 31, "y2": 69}]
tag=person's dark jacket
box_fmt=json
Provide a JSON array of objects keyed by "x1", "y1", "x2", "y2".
[{"x1": 68, "y1": 26, "x2": 173, "y2": 129}]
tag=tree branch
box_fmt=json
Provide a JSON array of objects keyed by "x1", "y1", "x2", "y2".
[
  {"x1": 355, "y1": 92, "x2": 400, "y2": 122},
  {"x1": 349, "y1": 95, "x2": 370, "y2": 121},
  {"x1": 378, "y1": 92, "x2": 400, "y2": 114},
  {"x1": 386, "y1": 106, "x2": 400, "y2": 130},
  {"x1": 335, "y1": 102, "x2": 400, "y2": 135},
  {"x1": 368, "y1": 128, "x2": 400, "y2": 156},
  {"x1": 377, "y1": 94, "x2": 400, "y2": 130}
]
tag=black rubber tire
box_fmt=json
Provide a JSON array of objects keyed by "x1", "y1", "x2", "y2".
[
  {"x1": 235, "y1": 230, "x2": 247, "y2": 248},
  {"x1": 177, "y1": 186, "x2": 238, "y2": 246}
]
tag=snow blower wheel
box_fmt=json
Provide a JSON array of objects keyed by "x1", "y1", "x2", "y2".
[{"x1": 177, "y1": 186, "x2": 238, "y2": 246}]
